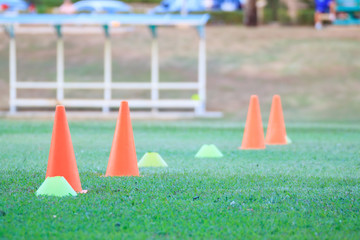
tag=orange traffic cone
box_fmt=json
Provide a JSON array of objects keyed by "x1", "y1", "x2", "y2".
[
  {"x1": 105, "y1": 101, "x2": 139, "y2": 177},
  {"x1": 240, "y1": 95, "x2": 266, "y2": 150},
  {"x1": 265, "y1": 95, "x2": 287, "y2": 145},
  {"x1": 46, "y1": 105, "x2": 84, "y2": 192}
]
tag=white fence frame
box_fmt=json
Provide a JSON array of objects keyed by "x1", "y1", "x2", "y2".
[{"x1": 2, "y1": 15, "x2": 220, "y2": 117}]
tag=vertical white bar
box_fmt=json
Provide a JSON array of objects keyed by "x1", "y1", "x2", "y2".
[
  {"x1": 196, "y1": 38, "x2": 206, "y2": 115},
  {"x1": 181, "y1": 0, "x2": 188, "y2": 16},
  {"x1": 151, "y1": 38, "x2": 159, "y2": 113},
  {"x1": 56, "y1": 38, "x2": 64, "y2": 102},
  {"x1": 9, "y1": 38, "x2": 17, "y2": 114},
  {"x1": 103, "y1": 38, "x2": 112, "y2": 113}
]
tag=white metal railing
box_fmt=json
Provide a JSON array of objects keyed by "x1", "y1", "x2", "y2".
[{"x1": 5, "y1": 24, "x2": 209, "y2": 115}]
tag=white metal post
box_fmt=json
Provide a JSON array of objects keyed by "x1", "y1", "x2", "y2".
[
  {"x1": 54, "y1": 25, "x2": 65, "y2": 105},
  {"x1": 181, "y1": 0, "x2": 188, "y2": 16},
  {"x1": 196, "y1": 27, "x2": 206, "y2": 115},
  {"x1": 103, "y1": 25, "x2": 112, "y2": 113},
  {"x1": 55, "y1": 26, "x2": 65, "y2": 102},
  {"x1": 56, "y1": 38, "x2": 64, "y2": 101},
  {"x1": 9, "y1": 26, "x2": 17, "y2": 114},
  {"x1": 150, "y1": 26, "x2": 159, "y2": 113}
]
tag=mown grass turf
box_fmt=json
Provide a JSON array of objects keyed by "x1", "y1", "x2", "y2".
[{"x1": 0, "y1": 120, "x2": 359, "y2": 239}]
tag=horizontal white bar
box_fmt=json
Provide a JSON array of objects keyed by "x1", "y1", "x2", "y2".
[
  {"x1": 13, "y1": 99, "x2": 200, "y2": 108},
  {"x1": 16, "y1": 82, "x2": 104, "y2": 89},
  {"x1": 64, "y1": 82, "x2": 104, "y2": 89},
  {"x1": 15, "y1": 82, "x2": 199, "y2": 90},
  {"x1": 112, "y1": 82, "x2": 198, "y2": 90},
  {"x1": 16, "y1": 82, "x2": 57, "y2": 89},
  {"x1": 111, "y1": 83, "x2": 151, "y2": 89},
  {"x1": 158, "y1": 82, "x2": 198, "y2": 90},
  {"x1": 11, "y1": 26, "x2": 134, "y2": 35},
  {"x1": 2, "y1": 111, "x2": 223, "y2": 119}
]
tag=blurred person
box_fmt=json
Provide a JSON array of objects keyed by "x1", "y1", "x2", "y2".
[
  {"x1": 314, "y1": 0, "x2": 336, "y2": 30},
  {"x1": 28, "y1": 0, "x2": 36, "y2": 13},
  {"x1": 0, "y1": 3, "x2": 9, "y2": 12},
  {"x1": 59, "y1": 0, "x2": 76, "y2": 14}
]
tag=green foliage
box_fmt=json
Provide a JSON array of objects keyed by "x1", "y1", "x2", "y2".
[
  {"x1": 35, "y1": 4, "x2": 47, "y2": 13},
  {"x1": 207, "y1": 11, "x2": 244, "y2": 25},
  {"x1": 278, "y1": 8, "x2": 292, "y2": 25},
  {"x1": 265, "y1": 0, "x2": 280, "y2": 21},
  {"x1": 263, "y1": 8, "x2": 274, "y2": 23},
  {"x1": 263, "y1": 8, "x2": 292, "y2": 25},
  {"x1": 297, "y1": 9, "x2": 315, "y2": 25},
  {"x1": 0, "y1": 120, "x2": 360, "y2": 238},
  {"x1": 33, "y1": 0, "x2": 64, "y2": 8},
  {"x1": 153, "y1": 11, "x2": 244, "y2": 25},
  {"x1": 299, "y1": 0, "x2": 315, "y2": 8}
]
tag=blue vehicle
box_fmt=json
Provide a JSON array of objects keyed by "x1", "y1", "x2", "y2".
[
  {"x1": 0, "y1": 0, "x2": 28, "y2": 12},
  {"x1": 150, "y1": 0, "x2": 241, "y2": 13},
  {"x1": 334, "y1": 0, "x2": 360, "y2": 25},
  {"x1": 73, "y1": 0, "x2": 132, "y2": 13},
  {"x1": 217, "y1": 0, "x2": 242, "y2": 11},
  {"x1": 151, "y1": 0, "x2": 206, "y2": 13},
  {"x1": 209, "y1": 0, "x2": 242, "y2": 11}
]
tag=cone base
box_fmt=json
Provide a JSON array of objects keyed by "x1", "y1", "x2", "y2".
[
  {"x1": 36, "y1": 176, "x2": 77, "y2": 197},
  {"x1": 105, "y1": 173, "x2": 140, "y2": 177},
  {"x1": 239, "y1": 146, "x2": 266, "y2": 150},
  {"x1": 265, "y1": 141, "x2": 287, "y2": 145},
  {"x1": 265, "y1": 143, "x2": 287, "y2": 145},
  {"x1": 195, "y1": 144, "x2": 223, "y2": 158},
  {"x1": 138, "y1": 152, "x2": 168, "y2": 167},
  {"x1": 265, "y1": 135, "x2": 291, "y2": 145}
]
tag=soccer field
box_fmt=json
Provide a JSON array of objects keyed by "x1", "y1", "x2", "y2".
[{"x1": 0, "y1": 120, "x2": 359, "y2": 239}]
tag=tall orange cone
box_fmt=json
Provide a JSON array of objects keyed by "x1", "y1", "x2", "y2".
[
  {"x1": 105, "y1": 101, "x2": 139, "y2": 177},
  {"x1": 46, "y1": 105, "x2": 83, "y2": 192},
  {"x1": 240, "y1": 95, "x2": 266, "y2": 150},
  {"x1": 265, "y1": 95, "x2": 287, "y2": 145}
]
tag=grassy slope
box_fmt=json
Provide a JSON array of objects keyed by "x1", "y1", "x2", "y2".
[{"x1": 0, "y1": 120, "x2": 359, "y2": 239}]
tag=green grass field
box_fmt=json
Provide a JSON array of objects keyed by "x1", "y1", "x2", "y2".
[{"x1": 0, "y1": 120, "x2": 359, "y2": 239}]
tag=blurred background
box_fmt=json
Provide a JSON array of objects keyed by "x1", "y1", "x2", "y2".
[{"x1": 0, "y1": 0, "x2": 359, "y2": 121}]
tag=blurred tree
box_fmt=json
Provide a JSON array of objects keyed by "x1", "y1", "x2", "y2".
[
  {"x1": 299, "y1": 0, "x2": 315, "y2": 8},
  {"x1": 244, "y1": 0, "x2": 257, "y2": 26}
]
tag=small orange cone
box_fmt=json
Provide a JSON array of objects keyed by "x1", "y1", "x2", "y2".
[
  {"x1": 240, "y1": 95, "x2": 266, "y2": 150},
  {"x1": 265, "y1": 95, "x2": 287, "y2": 145},
  {"x1": 46, "y1": 105, "x2": 84, "y2": 192},
  {"x1": 105, "y1": 101, "x2": 139, "y2": 177}
]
